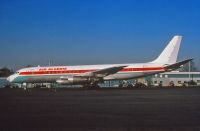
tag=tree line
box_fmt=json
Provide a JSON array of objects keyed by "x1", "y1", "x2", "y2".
[{"x1": 0, "y1": 67, "x2": 13, "y2": 77}]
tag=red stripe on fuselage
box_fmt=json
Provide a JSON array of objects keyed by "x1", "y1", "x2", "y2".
[
  {"x1": 19, "y1": 67, "x2": 165, "y2": 76},
  {"x1": 121, "y1": 67, "x2": 164, "y2": 72},
  {"x1": 19, "y1": 69, "x2": 95, "y2": 75}
]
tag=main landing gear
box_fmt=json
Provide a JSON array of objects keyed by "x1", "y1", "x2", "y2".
[{"x1": 82, "y1": 83, "x2": 100, "y2": 89}]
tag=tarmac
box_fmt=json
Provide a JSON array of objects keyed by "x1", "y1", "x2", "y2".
[{"x1": 1, "y1": 87, "x2": 200, "y2": 131}]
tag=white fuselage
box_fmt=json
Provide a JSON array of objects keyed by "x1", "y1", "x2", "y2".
[{"x1": 7, "y1": 62, "x2": 166, "y2": 84}]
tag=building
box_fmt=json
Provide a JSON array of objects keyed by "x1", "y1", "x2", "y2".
[{"x1": 149, "y1": 71, "x2": 200, "y2": 87}]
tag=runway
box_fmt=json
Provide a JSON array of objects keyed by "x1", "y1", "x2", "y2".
[{"x1": 1, "y1": 88, "x2": 200, "y2": 131}]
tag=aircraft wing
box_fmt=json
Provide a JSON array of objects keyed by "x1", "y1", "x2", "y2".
[
  {"x1": 77, "y1": 65, "x2": 127, "y2": 77},
  {"x1": 164, "y1": 58, "x2": 193, "y2": 71}
]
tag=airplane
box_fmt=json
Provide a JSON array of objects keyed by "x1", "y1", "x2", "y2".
[{"x1": 7, "y1": 35, "x2": 192, "y2": 88}]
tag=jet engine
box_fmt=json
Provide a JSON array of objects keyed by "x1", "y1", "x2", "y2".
[{"x1": 56, "y1": 76, "x2": 103, "y2": 85}]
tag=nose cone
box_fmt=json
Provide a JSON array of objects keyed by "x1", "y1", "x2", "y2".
[
  {"x1": 7, "y1": 75, "x2": 12, "y2": 82},
  {"x1": 7, "y1": 75, "x2": 15, "y2": 83}
]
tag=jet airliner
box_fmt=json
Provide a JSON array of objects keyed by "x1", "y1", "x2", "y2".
[{"x1": 7, "y1": 36, "x2": 192, "y2": 88}]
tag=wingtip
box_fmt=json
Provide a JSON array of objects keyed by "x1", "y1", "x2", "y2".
[{"x1": 187, "y1": 58, "x2": 193, "y2": 61}]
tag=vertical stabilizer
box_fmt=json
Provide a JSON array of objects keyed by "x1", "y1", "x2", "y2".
[{"x1": 152, "y1": 36, "x2": 182, "y2": 64}]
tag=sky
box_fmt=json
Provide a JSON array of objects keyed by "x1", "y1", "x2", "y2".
[{"x1": 0, "y1": 0, "x2": 200, "y2": 70}]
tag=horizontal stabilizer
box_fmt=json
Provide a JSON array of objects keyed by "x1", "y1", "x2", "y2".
[{"x1": 164, "y1": 58, "x2": 193, "y2": 71}]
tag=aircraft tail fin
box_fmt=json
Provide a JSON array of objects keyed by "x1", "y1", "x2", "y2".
[{"x1": 152, "y1": 36, "x2": 182, "y2": 64}]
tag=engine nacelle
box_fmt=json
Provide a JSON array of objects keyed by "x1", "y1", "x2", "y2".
[{"x1": 56, "y1": 76, "x2": 89, "y2": 85}]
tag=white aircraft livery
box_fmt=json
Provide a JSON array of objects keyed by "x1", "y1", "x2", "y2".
[{"x1": 7, "y1": 36, "x2": 192, "y2": 88}]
